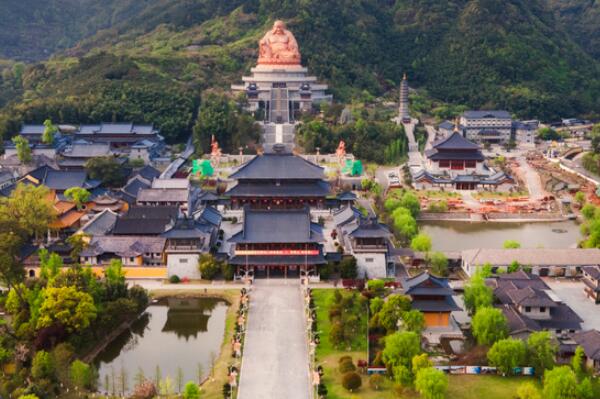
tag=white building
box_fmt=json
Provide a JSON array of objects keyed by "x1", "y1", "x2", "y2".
[{"x1": 460, "y1": 110, "x2": 512, "y2": 144}]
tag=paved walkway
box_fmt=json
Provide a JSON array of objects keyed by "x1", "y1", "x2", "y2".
[{"x1": 238, "y1": 280, "x2": 311, "y2": 399}]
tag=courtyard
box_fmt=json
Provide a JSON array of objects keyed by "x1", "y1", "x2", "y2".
[{"x1": 543, "y1": 278, "x2": 600, "y2": 330}]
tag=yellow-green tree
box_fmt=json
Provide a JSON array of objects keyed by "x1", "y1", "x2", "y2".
[{"x1": 37, "y1": 286, "x2": 97, "y2": 332}]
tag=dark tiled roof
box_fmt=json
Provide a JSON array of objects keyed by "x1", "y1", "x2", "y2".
[
  {"x1": 225, "y1": 181, "x2": 331, "y2": 197},
  {"x1": 505, "y1": 287, "x2": 557, "y2": 308},
  {"x1": 195, "y1": 206, "x2": 222, "y2": 226},
  {"x1": 411, "y1": 297, "x2": 461, "y2": 312},
  {"x1": 44, "y1": 170, "x2": 88, "y2": 190},
  {"x1": 78, "y1": 209, "x2": 118, "y2": 236},
  {"x1": 401, "y1": 272, "x2": 455, "y2": 296},
  {"x1": 122, "y1": 176, "x2": 151, "y2": 198},
  {"x1": 135, "y1": 165, "x2": 161, "y2": 181},
  {"x1": 333, "y1": 206, "x2": 362, "y2": 227},
  {"x1": 583, "y1": 266, "x2": 600, "y2": 281},
  {"x1": 348, "y1": 219, "x2": 392, "y2": 239},
  {"x1": 431, "y1": 132, "x2": 480, "y2": 151},
  {"x1": 463, "y1": 110, "x2": 511, "y2": 119},
  {"x1": 125, "y1": 205, "x2": 179, "y2": 220},
  {"x1": 572, "y1": 330, "x2": 600, "y2": 360},
  {"x1": 81, "y1": 236, "x2": 165, "y2": 257},
  {"x1": 229, "y1": 207, "x2": 323, "y2": 244},
  {"x1": 425, "y1": 150, "x2": 485, "y2": 161},
  {"x1": 337, "y1": 191, "x2": 358, "y2": 201},
  {"x1": 112, "y1": 218, "x2": 172, "y2": 235},
  {"x1": 230, "y1": 153, "x2": 325, "y2": 180},
  {"x1": 20, "y1": 125, "x2": 46, "y2": 135}
]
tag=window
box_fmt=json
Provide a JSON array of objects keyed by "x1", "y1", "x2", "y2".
[
  {"x1": 439, "y1": 160, "x2": 450, "y2": 168},
  {"x1": 130, "y1": 257, "x2": 135, "y2": 262},
  {"x1": 525, "y1": 306, "x2": 531, "y2": 312},
  {"x1": 365, "y1": 258, "x2": 374, "y2": 263},
  {"x1": 179, "y1": 258, "x2": 188, "y2": 264},
  {"x1": 540, "y1": 307, "x2": 546, "y2": 312},
  {"x1": 465, "y1": 160, "x2": 476, "y2": 168}
]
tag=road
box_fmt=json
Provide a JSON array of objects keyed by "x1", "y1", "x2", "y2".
[
  {"x1": 238, "y1": 280, "x2": 311, "y2": 399},
  {"x1": 518, "y1": 157, "x2": 546, "y2": 200},
  {"x1": 424, "y1": 124, "x2": 437, "y2": 150}
]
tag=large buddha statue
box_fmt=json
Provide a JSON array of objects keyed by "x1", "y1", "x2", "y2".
[{"x1": 258, "y1": 20, "x2": 301, "y2": 66}]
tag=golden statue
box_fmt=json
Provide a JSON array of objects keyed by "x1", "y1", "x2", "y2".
[{"x1": 258, "y1": 20, "x2": 301, "y2": 66}]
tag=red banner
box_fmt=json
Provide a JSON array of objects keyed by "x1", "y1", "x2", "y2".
[{"x1": 235, "y1": 249, "x2": 320, "y2": 256}]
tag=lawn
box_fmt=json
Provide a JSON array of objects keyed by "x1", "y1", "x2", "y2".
[{"x1": 446, "y1": 375, "x2": 537, "y2": 399}]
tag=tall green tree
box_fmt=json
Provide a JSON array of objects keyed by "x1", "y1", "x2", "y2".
[
  {"x1": 542, "y1": 366, "x2": 578, "y2": 399},
  {"x1": 463, "y1": 273, "x2": 493, "y2": 314},
  {"x1": 85, "y1": 157, "x2": 126, "y2": 187},
  {"x1": 415, "y1": 367, "x2": 448, "y2": 399},
  {"x1": 382, "y1": 331, "x2": 421, "y2": 370},
  {"x1": 377, "y1": 294, "x2": 411, "y2": 332},
  {"x1": 471, "y1": 307, "x2": 508, "y2": 346},
  {"x1": 42, "y1": 119, "x2": 57, "y2": 145},
  {"x1": 527, "y1": 331, "x2": 557, "y2": 377},
  {"x1": 487, "y1": 338, "x2": 526, "y2": 376},
  {"x1": 11, "y1": 135, "x2": 31, "y2": 164}
]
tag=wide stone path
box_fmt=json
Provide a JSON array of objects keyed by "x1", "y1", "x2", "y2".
[{"x1": 238, "y1": 280, "x2": 311, "y2": 399}]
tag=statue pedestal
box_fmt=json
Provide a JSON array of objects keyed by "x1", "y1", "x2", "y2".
[{"x1": 231, "y1": 64, "x2": 331, "y2": 123}]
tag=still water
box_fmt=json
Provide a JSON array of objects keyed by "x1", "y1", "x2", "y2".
[
  {"x1": 420, "y1": 220, "x2": 582, "y2": 251},
  {"x1": 95, "y1": 297, "x2": 228, "y2": 394}
]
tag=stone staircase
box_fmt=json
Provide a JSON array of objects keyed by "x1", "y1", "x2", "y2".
[{"x1": 263, "y1": 123, "x2": 296, "y2": 153}]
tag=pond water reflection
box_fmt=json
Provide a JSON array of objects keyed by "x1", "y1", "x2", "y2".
[
  {"x1": 420, "y1": 220, "x2": 582, "y2": 251},
  {"x1": 94, "y1": 297, "x2": 228, "y2": 394}
]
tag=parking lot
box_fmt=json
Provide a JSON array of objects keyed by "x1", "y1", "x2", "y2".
[{"x1": 543, "y1": 278, "x2": 600, "y2": 330}]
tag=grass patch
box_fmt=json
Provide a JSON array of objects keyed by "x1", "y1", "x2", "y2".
[{"x1": 446, "y1": 375, "x2": 538, "y2": 399}]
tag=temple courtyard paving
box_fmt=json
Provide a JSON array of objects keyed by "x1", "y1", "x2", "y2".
[
  {"x1": 238, "y1": 279, "x2": 311, "y2": 399},
  {"x1": 543, "y1": 278, "x2": 600, "y2": 330}
]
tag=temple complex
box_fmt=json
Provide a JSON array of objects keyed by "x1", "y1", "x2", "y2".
[
  {"x1": 231, "y1": 21, "x2": 331, "y2": 152},
  {"x1": 413, "y1": 124, "x2": 513, "y2": 191},
  {"x1": 225, "y1": 146, "x2": 330, "y2": 209}
]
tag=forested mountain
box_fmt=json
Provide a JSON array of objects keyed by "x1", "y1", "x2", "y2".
[
  {"x1": 545, "y1": 0, "x2": 600, "y2": 61},
  {"x1": 0, "y1": 0, "x2": 599, "y2": 144}
]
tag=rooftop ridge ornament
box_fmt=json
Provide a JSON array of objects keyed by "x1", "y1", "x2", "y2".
[{"x1": 258, "y1": 20, "x2": 301, "y2": 66}]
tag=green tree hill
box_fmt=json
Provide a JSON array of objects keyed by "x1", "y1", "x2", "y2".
[
  {"x1": 487, "y1": 338, "x2": 526, "y2": 376},
  {"x1": 11, "y1": 136, "x2": 32, "y2": 164},
  {"x1": 415, "y1": 367, "x2": 448, "y2": 399},
  {"x1": 472, "y1": 307, "x2": 509, "y2": 346},
  {"x1": 64, "y1": 187, "x2": 91, "y2": 210},
  {"x1": 2, "y1": 0, "x2": 600, "y2": 137}
]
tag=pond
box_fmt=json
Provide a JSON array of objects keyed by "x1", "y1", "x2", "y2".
[
  {"x1": 420, "y1": 220, "x2": 582, "y2": 251},
  {"x1": 94, "y1": 297, "x2": 228, "y2": 394}
]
